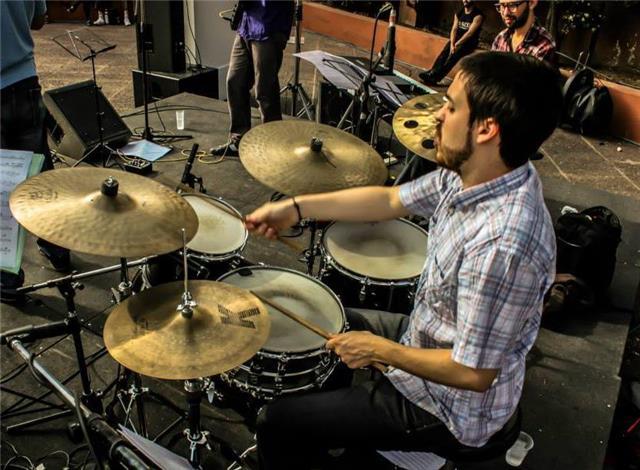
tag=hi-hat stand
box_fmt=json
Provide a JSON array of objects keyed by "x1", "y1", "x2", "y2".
[{"x1": 280, "y1": 0, "x2": 315, "y2": 120}]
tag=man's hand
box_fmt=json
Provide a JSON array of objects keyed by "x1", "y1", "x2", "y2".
[
  {"x1": 245, "y1": 199, "x2": 299, "y2": 239},
  {"x1": 326, "y1": 331, "x2": 395, "y2": 369}
]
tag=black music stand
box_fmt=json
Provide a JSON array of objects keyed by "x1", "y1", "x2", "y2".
[{"x1": 52, "y1": 28, "x2": 118, "y2": 167}]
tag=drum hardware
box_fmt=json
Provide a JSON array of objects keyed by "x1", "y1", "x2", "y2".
[
  {"x1": 392, "y1": 93, "x2": 442, "y2": 162},
  {"x1": 359, "y1": 277, "x2": 372, "y2": 304},
  {"x1": 181, "y1": 143, "x2": 207, "y2": 194},
  {"x1": 238, "y1": 120, "x2": 388, "y2": 196}
]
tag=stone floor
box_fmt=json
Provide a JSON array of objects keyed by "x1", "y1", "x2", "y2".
[{"x1": 32, "y1": 22, "x2": 640, "y2": 201}]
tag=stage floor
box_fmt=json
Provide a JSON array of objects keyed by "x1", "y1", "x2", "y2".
[{"x1": 1, "y1": 93, "x2": 638, "y2": 469}]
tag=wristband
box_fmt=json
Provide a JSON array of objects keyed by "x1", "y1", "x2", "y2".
[{"x1": 291, "y1": 197, "x2": 302, "y2": 223}]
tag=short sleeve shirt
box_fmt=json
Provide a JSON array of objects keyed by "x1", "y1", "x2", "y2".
[{"x1": 386, "y1": 163, "x2": 556, "y2": 446}]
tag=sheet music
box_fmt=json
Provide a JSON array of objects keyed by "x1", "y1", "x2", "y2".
[
  {"x1": 0, "y1": 150, "x2": 33, "y2": 273},
  {"x1": 294, "y1": 50, "x2": 409, "y2": 107}
]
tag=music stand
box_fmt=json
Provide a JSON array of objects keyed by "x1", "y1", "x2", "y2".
[{"x1": 52, "y1": 29, "x2": 118, "y2": 167}]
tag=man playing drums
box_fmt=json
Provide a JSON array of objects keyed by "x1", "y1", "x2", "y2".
[{"x1": 246, "y1": 51, "x2": 563, "y2": 469}]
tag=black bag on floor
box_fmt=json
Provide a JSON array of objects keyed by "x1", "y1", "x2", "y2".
[
  {"x1": 562, "y1": 68, "x2": 613, "y2": 136},
  {"x1": 555, "y1": 206, "x2": 622, "y2": 295}
]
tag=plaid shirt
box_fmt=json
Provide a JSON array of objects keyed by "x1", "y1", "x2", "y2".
[
  {"x1": 491, "y1": 22, "x2": 556, "y2": 64},
  {"x1": 387, "y1": 162, "x2": 556, "y2": 446}
]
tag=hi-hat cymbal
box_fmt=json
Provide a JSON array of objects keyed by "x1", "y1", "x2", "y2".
[
  {"x1": 239, "y1": 120, "x2": 388, "y2": 196},
  {"x1": 104, "y1": 281, "x2": 270, "y2": 380},
  {"x1": 9, "y1": 168, "x2": 198, "y2": 258},
  {"x1": 392, "y1": 93, "x2": 444, "y2": 161}
]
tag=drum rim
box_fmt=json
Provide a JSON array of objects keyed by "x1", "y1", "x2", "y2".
[
  {"x1": 320, "y1": 218, "x2": 428, "y2": 282},
  {"x1": 217, "y1": 265, "x2": 346, "y2": 353},
  {"x1": 181, "y1": 193, "x2": 249, "y2": 256}
]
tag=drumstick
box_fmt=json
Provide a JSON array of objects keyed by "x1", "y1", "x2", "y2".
[
  {"x1": 183, "y1": 191, "x2": 304, "y2": 253},
  {"x1": 250, "y1": 291, "x2": 389, "y2": 374}
]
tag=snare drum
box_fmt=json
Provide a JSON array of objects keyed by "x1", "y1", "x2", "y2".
[
  {"x1": 218, "y1": 266, "x2": 345, "y2": 400},
  {"x1": 319, "y1": 219, "x2": 428, "y2": 314}
]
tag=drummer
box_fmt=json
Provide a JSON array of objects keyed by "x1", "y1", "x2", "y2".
[{"x1": 245, "y1": 51, "x2": 562, "y2": 469}]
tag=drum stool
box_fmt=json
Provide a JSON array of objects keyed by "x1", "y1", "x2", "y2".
[{"x1": 378, "y1": 406, "x2": 522, "y2": 470}]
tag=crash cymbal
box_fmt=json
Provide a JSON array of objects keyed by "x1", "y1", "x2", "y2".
[
  {"x1": 104, "y1": 281, "x2": 270, "y2": 380},
  {"x1": 9, "y1": 168, "x2": 198, "y2": 258},
  {"x1": 239, "y1": 120, "x2": 388, "y2": 196},
  {"x1": 392, "y1": 93, "x2": 444, "y2": 161}
]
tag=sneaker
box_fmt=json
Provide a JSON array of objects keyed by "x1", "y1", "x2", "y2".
[
  {"x1": 93, "y1": 13, "x2": 105, "y2": 26},
  {"x1": 209, "y1": 141, "x2": 240, "y2": 157},
  {"x1": 1, "y1": 269, "x2": 25, "y2": 304},
  {"x1": 36, "y1": 239, "x2": 71, "y2": 273},
  {"x1": 123, "y1": 12, "x2": 131, "y2": 26}
]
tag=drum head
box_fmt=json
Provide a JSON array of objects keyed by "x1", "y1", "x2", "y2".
[
  {"x1": 323, "y1": 220, "x2": 428, "y2": 280},
  {"x1": 219, "y1": 267, "x2": 344, "y2": 352},
  {"x1": 182, "y1": 194, "x2": 247, "y2": 255}
]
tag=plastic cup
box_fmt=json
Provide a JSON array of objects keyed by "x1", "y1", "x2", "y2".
[
  {"x1": 505, "y1": 431, "x2": 534, "y2": 467},
  {"x1": 176, "y1": 110, "x2": 185, "y2": 130}
]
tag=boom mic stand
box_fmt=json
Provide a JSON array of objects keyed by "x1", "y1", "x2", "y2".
[{"x1": 280, "y1": 0, "x2": 314, "y2": 120}]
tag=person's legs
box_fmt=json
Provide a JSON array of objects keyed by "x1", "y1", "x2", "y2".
[
  {"x1": 251, "y1": 32, "x2": 287, "y2": 124},
  {"x1": 256, "y1": 375, "x2": 453, "y2": 470},
  {"x1": 0, "y1": 77, "x2": 70, "y2": 273},
  {"x1": 421, "y1": 42, "x2": 452, "y2": 82}
]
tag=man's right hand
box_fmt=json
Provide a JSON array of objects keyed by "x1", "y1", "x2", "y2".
[{"x1": 244, "y1": 199, "x2": 299, "y2": 240}]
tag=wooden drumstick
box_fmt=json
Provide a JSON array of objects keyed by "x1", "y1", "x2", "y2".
[{"x1": 250, "y1": 291, "x2": 389, "y2": 374}]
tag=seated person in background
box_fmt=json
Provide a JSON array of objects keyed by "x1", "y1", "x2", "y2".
[
  {"x1": 246, "y1": 52, "x2": 563, "y2": 470},
  {"x1": 491, "y1": 0, "x2": 556, "y2": 64},
  {"x1": 419, "y1": 0, "x2": 483, "y2": 86}
]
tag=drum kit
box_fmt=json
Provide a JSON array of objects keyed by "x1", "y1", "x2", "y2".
[{"x1": 6, "y1": 95, "x2": 441, "y2": 467}]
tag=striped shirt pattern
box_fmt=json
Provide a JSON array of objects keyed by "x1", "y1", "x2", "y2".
[
  {"x1": 491, "y1": 22, "x2": 556, "y2": 64},
  {"x1": 387, "y1": 162, "x2": 556, "y2": 446}
]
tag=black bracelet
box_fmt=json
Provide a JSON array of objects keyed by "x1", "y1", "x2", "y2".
[{"x1": 291, "y1": 197, "x2": 302, "y2": 223}]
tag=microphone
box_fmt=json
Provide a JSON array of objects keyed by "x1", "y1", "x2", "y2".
[
  {"x1": 383, "y1": 6, "x2": 397, "y2": 72},
  {"x1": 181, "y1": 143, "x2": 199, "y2": 187}
]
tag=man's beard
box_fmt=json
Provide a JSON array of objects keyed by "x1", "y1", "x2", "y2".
[
  {"x1": 435, "y1": 125, "x2": 474, "y2": 173},
  {"x1": 506, "y1": 5, "x2": 530, "y2": 31}
]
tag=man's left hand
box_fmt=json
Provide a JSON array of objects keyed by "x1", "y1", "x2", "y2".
[{"x1": 326, "y1": 331, "x2": 394, "y2": 369}]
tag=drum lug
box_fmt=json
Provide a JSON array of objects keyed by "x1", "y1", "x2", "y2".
[
  {"x1": 359, "y1": 278, "x2": 371, "y2": 303},
  {"x1": 277, "y1": 354, "x2": 289, "y2": 375}
]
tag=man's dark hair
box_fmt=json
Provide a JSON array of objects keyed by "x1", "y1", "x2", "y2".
[{"x1": 457, "y1": 51, "x2": 563, "y2": 168}]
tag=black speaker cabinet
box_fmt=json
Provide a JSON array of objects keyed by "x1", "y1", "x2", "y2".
[
  {"x1": 137, "y1": 1, "x2": 185, "y2": 73},
  {"x1": 132, "y1": 67, "x2": 219, "y2": 107},
  {"x1": 43, "y1": 81, "x2": 131, "y2": 161}
]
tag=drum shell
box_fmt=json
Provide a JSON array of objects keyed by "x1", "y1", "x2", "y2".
[{"x1": 217, "y1": 266, "x2": 345, "y2": 401}]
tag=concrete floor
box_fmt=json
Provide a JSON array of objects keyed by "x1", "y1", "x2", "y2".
[{"x1": 32, "y1": 22, "x2": 640, "y2": 201}]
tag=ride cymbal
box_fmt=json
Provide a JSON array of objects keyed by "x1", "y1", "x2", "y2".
[
  {"x1": 392, "y1": 93, "x2": 444, "y2": 161},
  {"x1": 103, "y1": 281, "x2": 270, "y2": 380},
  {"x1": 239, "y1": 120, "x2": 388, "y2": 196},
  {"x1": 9, "y1": 168, "x2": 198, "y2": 258}
]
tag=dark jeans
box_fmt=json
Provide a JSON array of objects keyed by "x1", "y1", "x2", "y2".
[
  {"x1": 427, "y1": 41, "x2": 477, "y2": 82},
  {"x1": 256, "y1": 309, "x2": 457, "y2": 470},
  {"x1": 1, "y1": 76, "x2": 52, "y2": 170},
  {"x1": 226, "y1": 33, "x2": 287, "y2": 141},
  {"x1": 0, "y1": 76, "x2": 68, "y2": 270}
]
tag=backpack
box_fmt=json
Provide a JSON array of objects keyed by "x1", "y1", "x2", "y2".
[
  {"x1": 555, "y1": 206, "x2": 622, "y2": 295},
  {"x1": 562, "y1": 68, "x2": 613, "y2": 136}
]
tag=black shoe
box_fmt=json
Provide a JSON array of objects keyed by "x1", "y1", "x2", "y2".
[
  {"x1": 1, "y1": 269, "x2": 25, "y2": 304},
  {"x1": 36, "y1": 239, "x2": 71, "y2": 273},
  {"x1": 418, "y1": 70, "x2": 432, "y2": 82},
  {"x1": 209, "y1": 141, "x2": 239, "y2": 157}
]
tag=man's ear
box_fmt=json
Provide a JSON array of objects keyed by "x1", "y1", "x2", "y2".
[{"x1": 475, "y1": 117, "x2": 500, "y2": 145}]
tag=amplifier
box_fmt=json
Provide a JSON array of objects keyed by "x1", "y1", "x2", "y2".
[{"x1": 132, "y1": 67, "x2": 220, "y2": 107}]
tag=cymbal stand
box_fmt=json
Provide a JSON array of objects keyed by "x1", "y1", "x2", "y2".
[
  {"x1": 2, "y1": 280, "x2": 103, "y2": 433},
  {"x1": 280, "y1": 0, "x2": 314, "y2": 120},
  {"x1": 302, "y1": 219, "x2": 320, "y2": 276}
]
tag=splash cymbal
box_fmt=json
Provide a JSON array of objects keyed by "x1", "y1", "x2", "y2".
[
  {"x1": 392, "y1": 93, "x2": 444, "y2": 161},
  {"x1": 103, "y1": 281, "x2": 270, "y2": 380},
  {"x1": 9, "y1": 168, "x2": 198, "y2": 258},
  {"x1": 239, "y1": 120, "x2": 388, "y2": 196}
]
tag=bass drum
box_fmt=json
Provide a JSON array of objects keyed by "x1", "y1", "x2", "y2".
[
  {"x1": 319, "y1": 219, "x2": 428, "y2": 314},
  {"x1": 218, "y1": 266, "x2": 345, "y2": 401}
]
